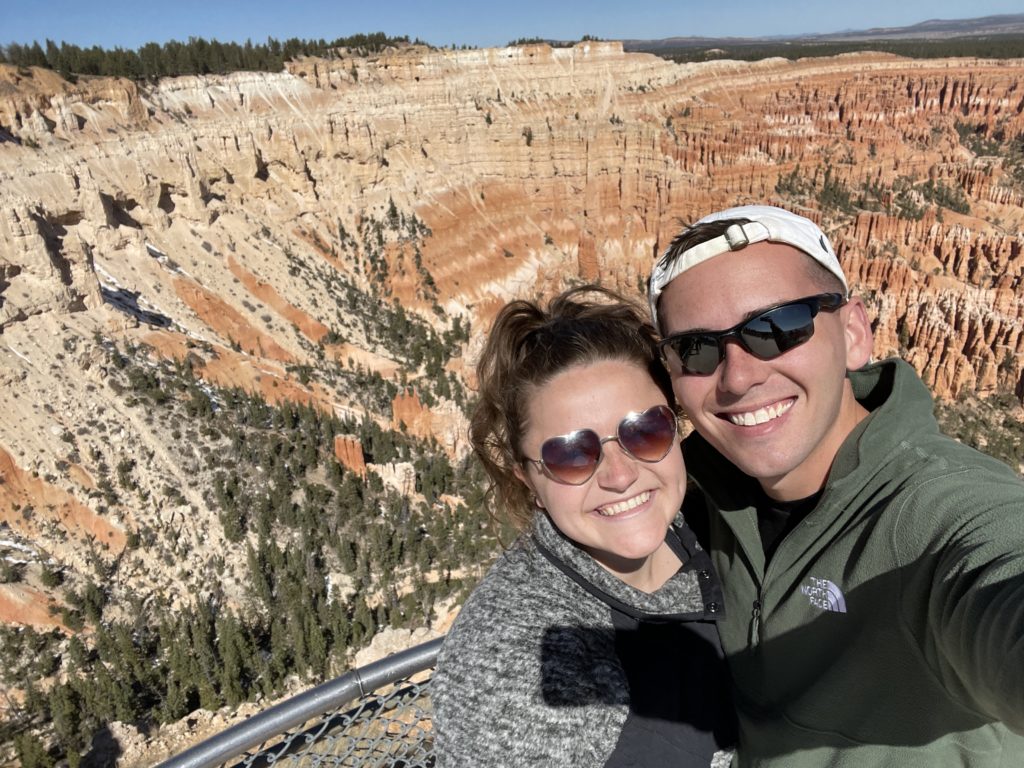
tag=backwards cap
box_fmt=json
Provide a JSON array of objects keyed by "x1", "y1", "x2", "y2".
[{"x1": 648, "y1": 205, "x2": 848, "y2": 325}]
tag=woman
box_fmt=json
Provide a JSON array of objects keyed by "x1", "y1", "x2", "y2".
[{"x1": 432, "y1": 286, "x2": 735, "y2": 767}]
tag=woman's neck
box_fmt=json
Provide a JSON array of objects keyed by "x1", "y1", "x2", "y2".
[{"x1": 592, "y1": 540, "x2": 682, "y2": 593}]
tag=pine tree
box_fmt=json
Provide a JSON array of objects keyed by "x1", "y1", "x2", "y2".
[
  {"x1": 48, "y1": 684, "x2": 87, "y2": 764},
  {"x1": 161, "y1": 677, "x2": 189, "y2": 723},
  {"x1": 14, "y1": 733, "x2": 55, "y2": 768},
  {"x1": 215, "y1": 611, "x2": 249, "y2": 706}
]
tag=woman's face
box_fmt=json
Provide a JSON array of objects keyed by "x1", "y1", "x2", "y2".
[{"x1": 516, "y1": 359, "x2": 686, "y2": 583}]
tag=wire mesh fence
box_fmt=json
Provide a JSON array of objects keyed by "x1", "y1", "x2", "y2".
[{"x1": 157, "y1": 637, "x2": 442, "y2": 768}]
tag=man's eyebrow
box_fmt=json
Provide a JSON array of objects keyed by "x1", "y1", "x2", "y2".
[{"x1": 667, "y1": 301, "x2": 778, "y2": 336}]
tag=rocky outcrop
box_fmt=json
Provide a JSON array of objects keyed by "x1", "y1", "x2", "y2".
[
  {"x1": 391, "y1": 389, "x2": 430, "y2": 436},
  {"x1": 334, "y1": 434, "x2": 366, "y2": 476},
  {"x1": 0, "y1": 66, "x2": 148, "y2": 142},
  {"x1": 0, "y1": 202, "x2": 102, "y2": 328},
  {"x1": 392, "y1": 389, "x2": 468, "y2": 454},
  {"x1": 841, "y1": 211, "x2": 1024, "y2": 394},
  {"x1": 0, "y1": 583, "x2": 68, "y2": 631},
  {"x1": 0, "y1": 444, "x2": 125, "y2": 547}
]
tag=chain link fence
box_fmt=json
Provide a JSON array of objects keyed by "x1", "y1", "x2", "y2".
[{"x1": 157, "y1": 637, "x2": 442, "y2": 768}]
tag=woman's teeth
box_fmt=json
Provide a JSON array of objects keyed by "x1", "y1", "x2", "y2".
[{"x1": 597, "y1": 490, "x2": 651, "y2": 517}]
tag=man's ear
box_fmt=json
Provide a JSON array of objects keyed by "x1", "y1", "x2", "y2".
[{"x1": 842, "y1": 296, "x2": 874, "y2": 370}]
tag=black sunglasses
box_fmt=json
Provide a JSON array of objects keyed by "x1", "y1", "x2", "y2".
[
  {"x1": 522, "y1": 405, "x2": 678, "y2": 486},
  {"x1": 659, "y1": 293, "x2": 847, "y2": 376}
]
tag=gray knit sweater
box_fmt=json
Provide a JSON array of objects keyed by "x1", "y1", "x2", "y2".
[{"x1": 432, "y1": 510, "x2": 735, "y2": 767}]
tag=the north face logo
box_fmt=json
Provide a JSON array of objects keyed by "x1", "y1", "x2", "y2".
[{"x1": 800, "y1": 576, "x2": 847, "y2": 613}]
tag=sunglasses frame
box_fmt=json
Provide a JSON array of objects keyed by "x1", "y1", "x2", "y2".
[
  {"x1": 522, "y1": 404, "x2": 679, "y2": 486},
  {"x1": 658, "y1": 292, "x2": 847, "y2": 376}
]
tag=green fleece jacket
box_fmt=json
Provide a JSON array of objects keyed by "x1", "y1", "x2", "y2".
[{"x1": 684, "y1": 358, "x2": 1024, "y2": 767}]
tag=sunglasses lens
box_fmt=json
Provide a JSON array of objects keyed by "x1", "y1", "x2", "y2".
[
  {"x1": 682, "y1": 337, "x2": 722, "y2": 375},
  {"x1": 665, "y1": 336, "x2": 721, "y2": 376},
  {"x1": 619, "y1": 406, "x2": 677, "y2": 462},
  {"x1": 740, "y1": 303, "x2": 815, "y2": 358},
  {"x1": 535, "y1": 406, "x2": 676, "y2": 484},
  {"x1": 540, "y1": 430, "x2": 602, "y2": 485}
]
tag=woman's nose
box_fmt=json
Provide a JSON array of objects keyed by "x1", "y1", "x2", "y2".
[{"x1": 595, "y1": 440, "x2": 639, "y2": 491}]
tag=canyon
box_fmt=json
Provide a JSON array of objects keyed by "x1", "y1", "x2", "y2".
[{"x1": 1, "y1": 41, "x2": 1023, "y2": 764}]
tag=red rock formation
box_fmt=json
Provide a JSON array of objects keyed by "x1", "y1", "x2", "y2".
[
  {"x1": 0, "y1": 584, "x2": 68, "y2": 632},
  {"x1": 0, "y1": 444, "x2": 126, "y2": 551},
  {"x1": 226, "y1": 255, "x2": 332, "y2": 343},
  {"x1": 140, "y1": 329, "x2": 334, "y2": 410},
  {"x1": 392, "y1": 389, "x2": 431, "y2": 437},
  {"x1": 171, "y1": 277, "x2": 296, "y2": 363},
  {"x1": 333, "y1": 434, "x2": 367, "y2": 476}
]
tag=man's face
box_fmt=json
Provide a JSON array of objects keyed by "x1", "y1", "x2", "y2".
[{"x1": 658, "y1": 241, "x2": 872, "y2": 500}]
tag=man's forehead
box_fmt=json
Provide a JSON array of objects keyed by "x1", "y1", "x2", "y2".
[{"x1": 657, "y1": 243, "x2": 819, "y2": 332}]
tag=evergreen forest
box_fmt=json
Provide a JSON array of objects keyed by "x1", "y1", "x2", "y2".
[
  {"x1": 1, "y1": 332, "x2": 510, "y2": 767},
  {"x1": 0, "y1": 33, "x2": 417, "y2": 80}
]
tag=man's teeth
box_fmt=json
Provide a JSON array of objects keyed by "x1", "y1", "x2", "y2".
[
  {"x1": 597, "y1": 490, "x2": 651, "y2": 517},
  {"x1": 728, "y1": 399, "x2": 793, "y2": 426}
]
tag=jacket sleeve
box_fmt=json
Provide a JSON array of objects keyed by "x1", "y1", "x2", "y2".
[
  {"x1": 431, "y1": 560, "x2": 628, "y2": 767},
  {"x1": 922, "y1": 467, "x2": 1024, "y2": 733}
]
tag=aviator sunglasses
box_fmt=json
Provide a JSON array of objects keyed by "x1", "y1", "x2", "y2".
[
  {"x1": 522, "y1": 404, "x2": 678, "y2": 485},
  {"x1": 658, "y1": 293, "x2": 847, "y2": 376}
]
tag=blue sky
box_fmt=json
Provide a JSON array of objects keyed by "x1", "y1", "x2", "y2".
[{"x1": 2, "y1": 1, "x2": 1020, "y2": 50}]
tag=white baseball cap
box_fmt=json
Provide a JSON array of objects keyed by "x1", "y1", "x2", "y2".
[{"x1": 648, "y1": 205, "x2": 848, "y2": 325}]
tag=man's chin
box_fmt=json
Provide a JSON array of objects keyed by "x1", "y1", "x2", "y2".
[{"x1": 719, "y1": 451, "x2": 796, "y2": 489}]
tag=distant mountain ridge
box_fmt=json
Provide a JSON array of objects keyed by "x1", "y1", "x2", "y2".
[
  {"x1": 625, "y1": 13, "x2": 1024, "y2": 50},
  {"x1": 812, "y1": 13, "x2": 1024, "y2": 41}
]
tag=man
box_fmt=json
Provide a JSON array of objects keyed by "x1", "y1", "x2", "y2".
[{"x1": 648, "y1": 204, "x2": 1024, "y2": 766}]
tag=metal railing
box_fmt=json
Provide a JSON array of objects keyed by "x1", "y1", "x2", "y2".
[{"x1": 157, "y1": 636, "x2": 443, "y2": 768}]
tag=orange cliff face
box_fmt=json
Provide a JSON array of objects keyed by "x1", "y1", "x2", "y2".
[
  {"x1": 0, "y1": 444, "x2": 122, "y2": 631},
  {"x1": 0, "y1": 445, "x2": 125, "y2": 549},
  {"x1": 0, "y1": 45, "x2": 1023, "y2": 629},
  {"x1": 334, "y1": 434, "x2": 367, "y2": 476}
]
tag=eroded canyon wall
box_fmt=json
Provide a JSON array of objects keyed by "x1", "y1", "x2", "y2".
[{"x1": 0, "y1": 42, "x2": 1023, "y2": 632}]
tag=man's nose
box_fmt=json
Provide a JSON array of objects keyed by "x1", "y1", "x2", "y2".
[{"x1": 716, "y1": 338, "x2": 771, "y2": 395}]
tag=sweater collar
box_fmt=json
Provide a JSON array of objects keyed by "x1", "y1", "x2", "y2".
[
  {"x1": 530, "y1": 509, "x2": 718, "y2": 619},
  {"x1": 832, "y1": 358, "x2": 937, "y2": 481}
]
